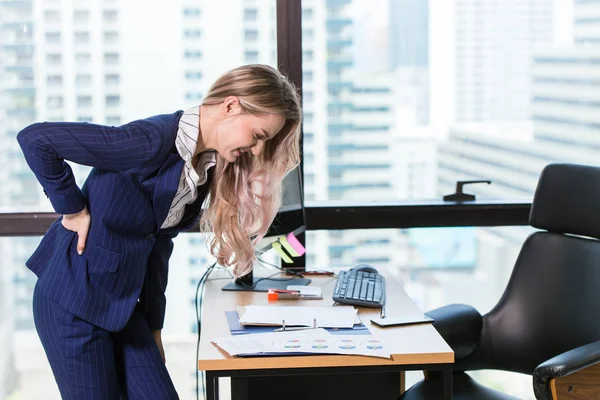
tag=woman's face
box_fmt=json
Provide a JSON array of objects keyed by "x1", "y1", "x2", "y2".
[{"x1": 214, "y1": 98, "x2": 286, "y2": 163}]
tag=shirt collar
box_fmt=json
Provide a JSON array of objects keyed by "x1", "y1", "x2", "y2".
[{"x1": 176, "y1": 105, "x2": 216, "y2": 187}]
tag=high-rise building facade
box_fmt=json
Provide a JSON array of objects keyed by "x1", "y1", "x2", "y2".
[
  {"x1": 389, "y1": 0, "x2": 428, "y2": 69},
  {"x1": 573, "y1": 0, "x2": 600, "y2": 44},
  {"x1": 454, "y1": 0, "x2": 554, "y2": 122}
]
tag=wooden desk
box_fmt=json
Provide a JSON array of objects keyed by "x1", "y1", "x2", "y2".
[{"x1": 198, "y1": 268, "x2": 454, "y2": 400}]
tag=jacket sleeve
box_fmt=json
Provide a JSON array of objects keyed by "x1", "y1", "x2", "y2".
[
  {"x1": 16, "y1": 118, "x2": 172, "y2": 215},
  {"x1": 139, "y1": 231, "x2": 178, "y2": 330}
]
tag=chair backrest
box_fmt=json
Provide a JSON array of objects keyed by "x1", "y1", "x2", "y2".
[{"x1": 478, "y1": 163, "x2": 600, "y2": 375}]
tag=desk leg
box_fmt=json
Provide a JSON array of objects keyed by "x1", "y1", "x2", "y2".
[
  {"x1": 442, "y1": 365, "x2": 453, "y2": 400},
  {"x1": 231, "y1": 377, "x2": 248, "y2": 400},
  {"x1": 206, "y1": 372, "x2": 219, "y2": 400},
  {"x1": 399, "y1": 371, "x2": 405, "y2": 394}
]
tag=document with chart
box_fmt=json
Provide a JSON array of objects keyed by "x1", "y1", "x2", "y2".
[{"x1": 212, "y1": 329, "x2": 390, "y2": 359}]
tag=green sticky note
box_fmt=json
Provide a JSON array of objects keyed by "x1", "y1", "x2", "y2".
[
  {"x1": 279, "y1": 237, "x2": 300, "y2": 257},
  {"x1": 272, "y1": 242, "x2": 293, "y2": 263}
]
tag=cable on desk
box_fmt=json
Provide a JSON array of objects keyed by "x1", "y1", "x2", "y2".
[
  {"x1": 255, "y1": 257, "x2": 304, "y2": 277},
  {"x1": 195, "y1": 261, "x2": 217, "y2": 400},
  {"x1": 256, "y1": 257, "x2": 338, "y2": 278}
]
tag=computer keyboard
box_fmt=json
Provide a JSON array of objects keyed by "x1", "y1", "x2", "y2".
[{"x1": 332, "y1": 265, "x2": 385, "y2": 308}]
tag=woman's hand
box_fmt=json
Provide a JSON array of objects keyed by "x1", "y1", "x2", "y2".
[
  {"x1": 152, "y1": 329, "x2": 166, "y2": 363},
  {"x1": 62, "y1": 207, "x2": 91, "y2": 255}
]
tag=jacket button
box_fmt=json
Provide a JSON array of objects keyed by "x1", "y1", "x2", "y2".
[{"x1": 145, "y1": 233, "x2": 155, "y2": 239}]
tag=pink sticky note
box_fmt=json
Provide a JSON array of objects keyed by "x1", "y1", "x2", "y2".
[{"x1": 286, "y1": 232, "x2": 306, "y2": 256}]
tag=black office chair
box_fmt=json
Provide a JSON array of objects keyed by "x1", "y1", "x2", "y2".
[{"x1": 400, "y1": 163, "x2": 600, "y2": 400}]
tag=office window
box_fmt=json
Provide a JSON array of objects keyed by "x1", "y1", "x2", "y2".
[
  {"x1": 304, "y1": 112, "x2": 314, "y2": 124},
  {"x1": 104, "y1": 31, "x2": 119, "y2": 44},
  {"x1": 46, "y1": 53, "x2": 62, "y2": 65},
  {"x1": 1, "y1": 4, "x2": 277, "y2": 399},
  {"x1": 46, "y1": 75, "x2": 62, "y2": 86},
  {"x1": 45, "y1": 32, "x2": 61, "y2": 44},
  {"x1": 106, "y1": 116, "x2": 121, "y2": 125},
  {"x1": 303, "y1": 50, "x2": 314, "y2": 62},
  {"x1": 105, "y1": 74, "x2": 120, "y2": 86},
  {"x1": 44, "y1": 10, "x2": 60, "y2": 22},
  {"x1": 184, "y1": 29, "x2": 202, "y2": 39},
  {"x1": 185, "y1": 92, "x2": 203, "y2": 101},
  {"x1": 244, "y1": 8, "x2": 258, "y2": 21},
  {"x1": 183, "y1": 8, "x2": 201, "y2": 17},
  {"x1": 304, "y1": 132, "x2": 314, "y2": 145},
  {"x1": 300, "y1": 0, "x2": 574, "y2": 205},
  {"x1": 76, "y1": 74, "x2": 92, "y2": 86},
  {"x1": 185, "y1": 71, "x2": 202, "y2": 80},
  {"x1": 245, "y1": 29, "x2": 258, "y2": 42},
  {"x1": 47, "y1": 96, "x2": 63, "y2": 108},
  {"x1": 245, "y1": 50, "x2": 259, "y2": 62},
  {"x1": 105, "y1": 95, "x2": 120, "y2": 107},
  {"x1": 103, "y1": 9, "x2": 118, "y2": 22},
  {"x1": 189, "y1": 236, "x2": 204, "y2": 246},
  {"x1": 104, "y1": 53, "x2": 119, "y2": 65},
  {"x1": 73, "y1": 9, "x2": 90, "y2": 23},
  {"x1": 74, "y1": 31, "x2": 90, "y2": 44},
  {"x1": 77, "y1": 95, "x2": 92, "y2": 107},
  {"x1": 184, "y1": 50, "x2": 202, "y2": 59},
  {"x1": 75, "y1": 53, "x2": 91, "y2": 65}
]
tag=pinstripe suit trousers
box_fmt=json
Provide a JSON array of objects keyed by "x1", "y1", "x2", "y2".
[{"x1": 33, "y1": 282, "x2": 179, "y2": 399}]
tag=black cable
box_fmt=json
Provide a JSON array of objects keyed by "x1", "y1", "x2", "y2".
[
  {"x1": 195, "y1": 262, "x2": 216, "y2": 400},
  {"x1": 255, "y1": 257, "x2": 303, "y2": 276},
  {"x1": 256, "y1": 257, "x2": 337, "y2": 278}
]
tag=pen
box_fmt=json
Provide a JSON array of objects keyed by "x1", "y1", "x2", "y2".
[{"x1": 380, "y1": 305, "x2": 386, "y2": 319}]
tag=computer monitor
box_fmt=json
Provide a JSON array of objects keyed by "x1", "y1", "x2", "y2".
[{"x1": 221, "y1": 166, "x2": 310, "y2": 292}]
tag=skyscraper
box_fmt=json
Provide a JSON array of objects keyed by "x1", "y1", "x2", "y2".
[
  {"x1": 454, "y1": 0, "x2": 555, "y2": 122},
  {"x1": 389, "y1": 0, "x2": 429, "y2": 69},
  {"x1": 573, "y1": 0, "x2": 600, "y2": 44}
]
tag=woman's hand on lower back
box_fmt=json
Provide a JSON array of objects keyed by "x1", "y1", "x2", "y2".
[{"x1": 62, "y1": 207, "x2": 91, "y2": 255}]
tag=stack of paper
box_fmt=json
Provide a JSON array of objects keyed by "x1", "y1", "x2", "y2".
[
  {"x1": 238, "y1": 305, "x2": 357, "y2": 328},
  {"x1": 212, "y1": 329, "x2": 390, "y2": 359}
]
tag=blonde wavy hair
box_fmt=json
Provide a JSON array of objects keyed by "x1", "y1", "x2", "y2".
[{"x1": 199, "y1": 64, "x2": 302, "y2": 277}]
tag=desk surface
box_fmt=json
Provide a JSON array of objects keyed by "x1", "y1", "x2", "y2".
[{"x1": 198, "y1": 267, "x2": 454, "y2": 371}]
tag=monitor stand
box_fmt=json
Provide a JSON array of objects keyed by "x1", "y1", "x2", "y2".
[{"x1": 221, "y1": 269, "x2": 311, "y2": 292}]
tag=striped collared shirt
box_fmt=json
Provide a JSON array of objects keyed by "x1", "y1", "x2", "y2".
[{"x1": 160, "y1": 106, "x2": 216, "y2": 229}]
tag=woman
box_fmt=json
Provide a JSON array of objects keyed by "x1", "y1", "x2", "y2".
[{"x1": 17, "y1": 64, "x2": 302, "y2": 399}]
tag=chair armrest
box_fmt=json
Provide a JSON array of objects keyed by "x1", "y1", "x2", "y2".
[
  {"x1": 533, "y1": 340, "x2": 600, "y2": 400},
  {"x1": 425, "y1": 304, "x2": 482, "y2": 359}
]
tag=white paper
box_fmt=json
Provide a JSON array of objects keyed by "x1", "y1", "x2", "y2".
[
  {"x1": 213, "y1": 329, "x2": 329, "y2": 356},
  {"x1": 212, "y1": 330, "x2": 390, "y2": 359},
  {"x1": 239, "y1": 305, "x2": 357, "y2": 328}
]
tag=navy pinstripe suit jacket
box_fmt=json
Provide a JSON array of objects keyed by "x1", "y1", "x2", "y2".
[{"x1": 17, "y1": 110, "x2": 210, "y2": 332}]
